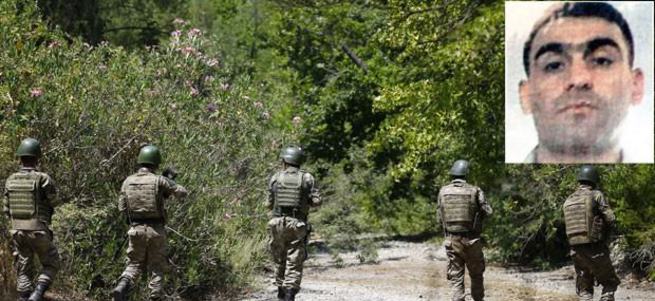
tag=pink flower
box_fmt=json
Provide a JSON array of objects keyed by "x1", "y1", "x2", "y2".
[
  {"x1": 173, "y1": 18, "x2": 187, "y2": 25},
  {"x1": 204, "y1": 75, "x2": 214, "y2": 82},
  {"x1": 188, "y1": 28, "x2": 202, "y2": 38},
  {"x1": 253, "y1": 101, "x2": 264, "y2": 109},
  {"x1": 171, "y1": 30, "x2": 181, "y2": 37},
  {"x1": 223, "y1": 213, "x2": 232, "y2": 220},
  {"x1": 30, "y1": 88, "x2": 43, "y2": 97},
  {"x1": 220, "y1": 83, "x2": 230, "y2": 91},
  {"x1": 180, "y1": 46, "x2": 196, "y2": 56},
  {"x1": 47, "y1": 41, "x2": 60, "y2": 48},
  {"x1": 190, "y1": 86, "x2": 199, "y2": 96},
  {"x1": 205, "y1": 58, "x2": 219, "y2": 67},
  {"x1": 292, "y1": 116, "x2": 302, "y2": 126}
]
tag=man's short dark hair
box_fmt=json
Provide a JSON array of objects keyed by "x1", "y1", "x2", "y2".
[{"x1": 523, "y1": 2, "x2": 634, "y2": 76}]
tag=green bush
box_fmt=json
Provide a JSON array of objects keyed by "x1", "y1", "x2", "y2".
[{"x1": 0, "y1": 0, "x2": 288, "y2": 298}]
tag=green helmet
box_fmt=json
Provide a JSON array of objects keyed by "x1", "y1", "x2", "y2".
[
  {"x1": 577, "y1": 165, "x2": 599, "y2": 186},
  {"x1": 137, "y1": 145, "x2": 162, "y2": 167},
  {"x1": 449, "y1": 159, "x2": 469, "y2": 177},
  {"x1": 16, "y1": 138, "x2": 42, "y2": 158},
  {"x1": 280, "y1": 146, "x2": 305, "y2": 166}
]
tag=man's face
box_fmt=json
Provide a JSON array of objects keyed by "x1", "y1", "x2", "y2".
[{"x1": 520, "y1": 16, "x2": 644, "y2": 154}]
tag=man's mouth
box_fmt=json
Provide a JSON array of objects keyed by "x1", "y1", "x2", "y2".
[{"x1": 557, "y1": 100, "x2": 597, "y2": 114}]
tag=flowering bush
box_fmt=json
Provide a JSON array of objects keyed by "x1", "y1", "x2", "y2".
[{"x1": 0, "y1": 1, "x2": 286, "y2": 299}]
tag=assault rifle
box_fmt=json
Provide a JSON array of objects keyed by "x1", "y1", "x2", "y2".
[{"x1": 162, "y1": 166, "x2": 178, "y2": 181}]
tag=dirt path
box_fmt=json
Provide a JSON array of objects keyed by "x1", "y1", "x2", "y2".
[{"x1": 242, "y1": 241, "x2": 655, "y2": 301}]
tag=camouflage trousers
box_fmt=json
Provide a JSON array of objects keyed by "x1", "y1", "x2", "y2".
[
  {"x1": 571, "y1": 243, "x2": 620, "y2": 301},
  {"x1": 445, "y1": 235, "x2": 485, "y2": 301},
  {"x1": 10, "y1": 229, "x2": 60, "y2": 294},
  {"x1": 118, "y1": 224, "x2": 168, "y2": 299},
  {"x1": 267, "y1": 216, "x2": 309, "y2": 290}
]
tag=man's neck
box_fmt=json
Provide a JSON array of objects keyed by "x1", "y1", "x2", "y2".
[{"x1": 535, "y1": 145, "x2": 622, "y2": 163}]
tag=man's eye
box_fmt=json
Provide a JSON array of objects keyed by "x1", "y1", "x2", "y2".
[
  {"x1": 543, "y1": 61, "x2": 564, "y2": 72},
  {"x1": 592, "y1": 57, "x2": 613, "y2": 67}
]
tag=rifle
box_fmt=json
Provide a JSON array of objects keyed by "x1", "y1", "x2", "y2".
[{"x1": 162, "y1": 166, "x2": 178, "y2": 181}]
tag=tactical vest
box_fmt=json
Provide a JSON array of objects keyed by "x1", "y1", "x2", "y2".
[
  {"x1": 273, "y1": 170, "x2": 306, "y2": 217},
  {"x1": 563, "y1": 189, "x2": 602, "y2": 245},
  {"x1": 6, "y1": 172, "x2": 51, "y2": 229},
  {"x1": 440, "y1": 184, "x2": 478, "y2": 233},
  {"x1": 125, "y1": 174, "x2": 163, "y2": 220}
]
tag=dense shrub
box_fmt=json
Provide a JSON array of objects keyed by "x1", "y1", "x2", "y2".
[{"x1": 0, "y1": 0, "x2": 290, "y2": 298}]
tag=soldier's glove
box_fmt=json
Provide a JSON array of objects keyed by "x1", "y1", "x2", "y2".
[{"x1": 163, "y1": 166, "x2": 179, "y2": 180}]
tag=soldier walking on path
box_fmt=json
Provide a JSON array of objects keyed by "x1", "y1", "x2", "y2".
[
  {"x1": 563, "y1": 165, "x2": 620, "y2": 301},
  {"x1": 437, "y1": 160, "x2": 493, "y2": 301},
  {"x1": 266, "y1": 146, "x2": 321, "y2": 301},
  {"x1": 112, "y1": 145, "x2": 188, "y2": 301},
  {"x1": 3, "y1": 138, "x2": 61, "y2": 301}
]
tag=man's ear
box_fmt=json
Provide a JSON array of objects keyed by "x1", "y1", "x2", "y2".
[
  {"x1": 519, "y1": 80, "x2": 533, "y2": 114},
  {"x1": 630, "y1": 68, "x2": 644, "y2": 106}
]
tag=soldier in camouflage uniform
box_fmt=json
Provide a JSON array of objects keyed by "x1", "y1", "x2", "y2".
[
  {"x1": 112, "y1": 145, "x2": 188, "y2": 301},
  {"x1": 563, "y1": 165, "x2": 620, "y2": 301},
  {"x1": 437, "y1": 160, "x2": 492, "y2": 301},
  {"x1": 266, "y1": 146, "x2": 321, "y2": 301},
  {"x1": 3, "y1": 138, "x2": 60, "y2": 301}
]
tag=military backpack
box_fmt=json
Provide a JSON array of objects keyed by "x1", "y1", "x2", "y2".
[
  {"x1": 6, "y1": 172, "x2": 51, "y2": 229},
  {"x1": 125, "y1": 173, "x2": 163, "y2": 220},
  {"x1": 439, "y1": 184, "x2": 478, "y2": 233},
  {"x1": 563, "y1": 189, "x2": 604, "y2": 245}
]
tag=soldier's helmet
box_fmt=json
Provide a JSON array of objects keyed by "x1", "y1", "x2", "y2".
[
  {"x1": 137, "y1": 145, "x2": 162, "y2": 167},
  {"x1": 16, "y1": 138, "x2": 42, "y2": 158},
  {"x1": 449, "y1": 159, "x2": 469, "y2": 177},
  {"x1": 577, "y1": 165, "x2": 599, "y2": 186},
  {"x1": 280, "y1": 146, "x2": 305, "y2": 166}
]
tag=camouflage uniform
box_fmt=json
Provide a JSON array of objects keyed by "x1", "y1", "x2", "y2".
[
  {"x1": 116, "y1": 167, "x2": 187, "y2": 300},
  {"x1": 266, "y1": 166, "x2": 321, "y2": 292},
  {"x1": 438, "y1": 178, "x2": 492, "y2": 301},
  {"x1": 3, "y1": 167, "x2": 60, "y2": 296},
  {"x1": 564, "y1": 184, "x2": 620, "y2": 301}
]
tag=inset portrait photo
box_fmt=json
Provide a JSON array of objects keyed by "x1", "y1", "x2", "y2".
[{"x1": 505, "y1": 1, "x2": 654, "y2": 163}]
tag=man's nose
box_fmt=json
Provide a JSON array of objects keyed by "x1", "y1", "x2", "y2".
[{"x1": 566, "y1": 58, "x2": 593, "y2": 91}]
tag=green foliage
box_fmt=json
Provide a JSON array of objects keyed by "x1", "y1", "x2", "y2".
[{"x1": 0, "y1": 0, "x2": 284, "y2": 298}]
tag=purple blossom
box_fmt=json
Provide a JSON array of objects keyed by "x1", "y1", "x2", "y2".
[
  {"x1": 171, "y1": 30, "x2": 181, "y2": 38},
  {"x1": 207, "y1": 103, "x2": 218, "y2": 112},
  {"x1": 30, "y1": 88, "x2": 43, "y2": 97}
]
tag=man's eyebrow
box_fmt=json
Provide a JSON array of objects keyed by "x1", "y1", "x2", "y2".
[
  {"x1": 534, "y1": 43, "x2": 565, "y2": 62},
  {"x1": 584, "y1": 37, "x2": 621, "y2": 57}
]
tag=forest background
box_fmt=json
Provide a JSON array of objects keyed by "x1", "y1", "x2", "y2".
[{"x1": 0, "y1": 0, "x2": 653, "y2": 300}]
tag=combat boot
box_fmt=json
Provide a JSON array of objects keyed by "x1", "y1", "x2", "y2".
[
  {"x1": 112, "y1": 277, "x2": 131, "y2": 301},
  {"x1": 17, "y1": 291, "x2": 31, "y2": 301},
  {"x1": 284, "y1": 287, "x2": 298, "y2": 301},
  {"x1": 277, "y1": 286, "x2": 286, "y2": 300},
  {"x1": 599, "y1": 291, "x2": 615, "y2": 301},
  {"x1": 27, "y1": 282, "x2": 48, "y2": 301}
]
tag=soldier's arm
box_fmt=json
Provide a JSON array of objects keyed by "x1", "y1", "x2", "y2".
[
  {"x1": 3, "y1": 184, "x2": 9, "y2": 218},
  {"x1": 265, "y1": 174, "x2": 276, "y2": 210},
  {"x1": 118, "y1": 180, "x2": 128, "y2": 213},
  {"x1": 595, "y1": 192, "x2": 616, "y2": 225},
  {"x1": 477, "y1": 188, "x2": 493, "y2": 217},
  {"x1": 305, "y1": 173, "x2": 321, "y2": 207},
  {"x1": 161, "y1": 177, "x2": 188, "y2": 199},
  {"x1": 41, "y1": 174, "x2": 59, "y2": 207}
]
